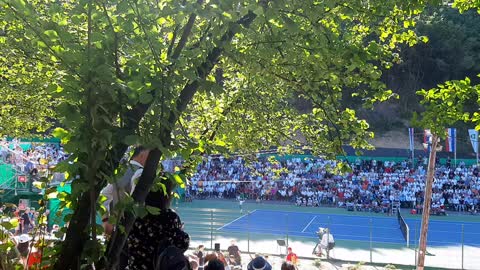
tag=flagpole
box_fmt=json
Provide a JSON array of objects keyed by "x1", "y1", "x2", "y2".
[
  {"x1": 454, "y1": 129, "x2": 457, "y2": 167},
  {"x1": 410, "y1": 128, "x2": 415, "y2": 168},
  {"x1": 412, "y1": 148, "x2": 415, "y2": 168},
  {"x1": 477, "y1": 136, "x2": 479, "y2": 166}
]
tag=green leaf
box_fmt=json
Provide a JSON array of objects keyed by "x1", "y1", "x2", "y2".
[
  {"x1": 52, "y1": 127, "x2": 68, "y2": 139},
  {"x1": 127, "y1": 80, "x2": 143, "y2": 91},
  {"x1": 44, "y1": 30, "x2": 59, "y2": 40},
  {"x1": 145, "y1": 205, "x2": 161, "y2": 215},
  {"x1": 173, "y1": 174, "x2": 183, "y2": 186},
  {"x1": 33, "y1": 181, "x2": 46, "y2": 189},
  {"x1": 139, "y1": 93, "x2": 153, "y2": 104},
  {"x1": 124, "y1": 135, "x2": 139, "y2": 145},
  {"x1": 132, "y1": 204, "x2": 148, "y2": 218}
]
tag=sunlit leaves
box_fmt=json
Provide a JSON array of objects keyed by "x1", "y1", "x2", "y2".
[
  {"x1": 415, "y1": 77, "x2": 476, "y2": 137},
  {"x1": 453, "y1": 0, "x2": 480, "y2": 13}
]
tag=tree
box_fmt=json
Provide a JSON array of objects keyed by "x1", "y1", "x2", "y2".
[
  {"x1": 413, "y1": 3, "x2": 480, "y2": 270},
  {"x1": 1, "y1": 0, "x2": 429, "y2": 269},
  {"x1": 414, "y1": 77, "x2": 475, "y2": 270}
]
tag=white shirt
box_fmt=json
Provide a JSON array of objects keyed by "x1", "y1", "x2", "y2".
[
  {"x1": 321, "y1": 233, "x2": 335, "y2": 247},
  {"x1": 101, "y1": 160, "x2": 143, "y2": 213}
]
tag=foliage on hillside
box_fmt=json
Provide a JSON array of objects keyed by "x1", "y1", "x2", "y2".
[{"x1": 344, "y1": 6, "x2": 480, "y2": 135}]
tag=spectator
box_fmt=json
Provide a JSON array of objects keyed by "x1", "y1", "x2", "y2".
[
  {"x1": 281, "y1": 261, "x2": 297, "y2": 270},
  {"x1": 155, "y1": 246, "x2": 192, "y2": 270},
  {"x1": 101, "y1": 146, "x2": 150, "y2": 235},
  {"x1": 286, "y1": 247, "x2": 298, "y2": 265},
  {"x1": 190, "y1": 260, "x2": 199, "y2": 270},
  {"x1": 205, "y1": 259, "x2": 225, "y2": 270},
  {"x1": 227, "y1": 240, "x2": 241, "y2": 266},
  {"x1": 126, "y1": 177, "x2": 190, "y2": 269},
  {"x1": 319, "y1": 228, "x2": 335, "y2": 257},
  {"x1": 16, "y1": 234, "x2": 31, "y2": 266},
  {"x1": 196, "y1": 245, "x2": 205, "y2": 270},
  {"x1": 20, "y1": 210, "x2": 31, "y2": 234},
  {"x1": 247, "y1": 256, "x2": 272, "y2": 270}
]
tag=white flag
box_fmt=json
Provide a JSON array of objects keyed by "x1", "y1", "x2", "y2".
[{"x1": 468, "y1": 129, "x2": 479, "y2": 154}]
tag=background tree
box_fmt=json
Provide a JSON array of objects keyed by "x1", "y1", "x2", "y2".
[
  {"x1": 1, "y1": 0, "x2": 430, "y2": 269},
  {"x1": 413, "y1": 2, "x2": 480, "y2": 269}
]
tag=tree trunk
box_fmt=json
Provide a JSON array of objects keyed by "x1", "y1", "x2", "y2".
[
  {"x1": 417, "y1": 134, "x2": 438, "y2": 270},
  {"x1": 53, "y1": 145, "x2": 129, "y2": 270}
]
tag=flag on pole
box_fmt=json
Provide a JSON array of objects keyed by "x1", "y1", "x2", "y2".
[
  {"x1": 423, "y1": 129, "x2": 431, "y2": 152},
  {"x1": 408, "y1": 128, "x2": 414, "y2": 153},
  {"x1": 468, "y1": 129, "x2": 479, "y2": 154},
  {"x1": 445, "y1": 128, "x2": 456, "y2": 153}
]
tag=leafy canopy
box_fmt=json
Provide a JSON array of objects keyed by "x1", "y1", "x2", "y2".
[{"x1": 0, "y1": 0, "x2": 433, "y2": 267}]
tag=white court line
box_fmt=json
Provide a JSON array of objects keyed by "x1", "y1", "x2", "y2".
[
  {"x1": 301, "y1": 216, "x2": 317, "y2": 233},
  {"x1": 216, "y1": 209, "x2": 257, "y2": 231}
]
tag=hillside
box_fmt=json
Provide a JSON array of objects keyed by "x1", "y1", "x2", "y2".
[{"x1": 351, "y1": 7, "x2": 480, "y2": 152}]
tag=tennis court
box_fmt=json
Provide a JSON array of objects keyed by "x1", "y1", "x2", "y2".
[
  {"x1": 177, "y1": 200, "x2": 480, "y2": 269},
  {"x1": 218, "y1": 209, "x2": 480, "y2": 247}
]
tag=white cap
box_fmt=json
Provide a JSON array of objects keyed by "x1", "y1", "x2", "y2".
[{"x1": 18, "y1": 234, "x2": 32, "y2": 243}]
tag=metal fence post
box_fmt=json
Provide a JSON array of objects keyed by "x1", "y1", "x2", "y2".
[
  {"x1": 210, "y1": 209, "x2": 213, "y2": 250},
  {"x1": 369, "y1": 219, "x2": 373, "y2": 263},
  {"x1": 414, "y1": 222, "x2": 418, "y2": 267},
  {"x1": 286, "y1": 214, "x2": 289, "y2": 249},
  {"x1": 462, "y1": 224, "x2": 464, "y2": 270},
  {"x1": 327, "y1": 216, "x2": 332, "y2": 259},
  {"x1": 247, "y1": 210, "x2": 250, "y2": 253}
]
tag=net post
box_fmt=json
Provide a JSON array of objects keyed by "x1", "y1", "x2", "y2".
[
  {"x1": 397, "y1": 210, "x2": 410, "y2": 248},
  {"x1": 406, "y1": 220, "x2": 410, "y2": 248}
]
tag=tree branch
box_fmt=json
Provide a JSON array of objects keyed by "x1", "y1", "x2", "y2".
[
  {"x1": 129, "y1": 1, "x2": 162, "y2": 68},
  {"x1": 169, "y1": 11, "x2": 258, "y2": 126},
  {"x1": 170, "y1": 0, "x2": 204, "y2": 61},
  {"x1": 6, "y1": 3, "x2": 84, "y2": 80},
  {"x1": 100, "y1": 1, "x2": 124, "y2": 80}
]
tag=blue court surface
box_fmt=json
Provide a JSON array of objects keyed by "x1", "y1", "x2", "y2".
[{"x1": 218, "y1": 209, "x2": 480, "y2": 247}]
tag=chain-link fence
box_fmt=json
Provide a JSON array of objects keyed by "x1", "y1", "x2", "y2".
[{"x1": 176, "y1": 206, "x2": 480, "y2": 269}]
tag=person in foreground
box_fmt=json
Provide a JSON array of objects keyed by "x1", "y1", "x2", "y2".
[
  {"x1": 101, "y1": 146, "x2": 150, "y2": 235},
  {"x1": 281, "y1": 261, "x2": 297, "y2": 270},
  {"x1": 126, "y1": 176, "x2": 190, "y2": 269},
  {"x1": 227, "y1": 240, "x2": 241, "y2": 266},
  {"x1": 247, "y1": 256, "x2": 272, "y2": 270},
  {"x1": 204, "y1": 259, "x2": 225, "y2": 270}
]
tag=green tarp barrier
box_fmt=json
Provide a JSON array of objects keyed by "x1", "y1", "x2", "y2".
[
  {"x1": 8, "y1": 143, "x2": 31, "y2": 151},
  {"x1": 0, "y1": 163, "x2": 16, "y2": 188},
  {"x1": 6, "y1": 137, "x2": 60, "y2": 143},
  {"x1": 48, "y1": 185, "x2": 72, "y2": 227}
]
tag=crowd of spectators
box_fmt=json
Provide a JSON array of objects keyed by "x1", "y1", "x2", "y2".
[
  {"x1": 0, "y1": 139, "x2": 67, "y2": 176},
  {"x1": 188, "y1": 241, "x2": 301, "y2": 270},
  {"x1": 188, "y1": 155, "x2": 480, "y2": 215}
]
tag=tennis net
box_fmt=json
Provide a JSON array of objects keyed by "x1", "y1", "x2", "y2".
[{"x1": 397, "y1": 210, "x2": 410, "y2": 247}]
